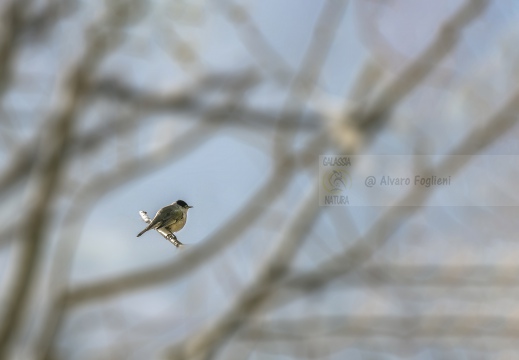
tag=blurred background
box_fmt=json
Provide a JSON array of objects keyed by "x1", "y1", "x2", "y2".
[{"x1": 2, "y1": 0, "x2": 519, "y2": 359}]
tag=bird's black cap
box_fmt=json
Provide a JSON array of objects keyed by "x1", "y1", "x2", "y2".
[{"x1": 176, "y1": 200, "x2": 193, "y2": 208}]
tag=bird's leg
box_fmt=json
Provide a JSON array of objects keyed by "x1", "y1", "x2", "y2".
[{"x1": 166, "y1": 233, "x2": 184, "y2": 248}]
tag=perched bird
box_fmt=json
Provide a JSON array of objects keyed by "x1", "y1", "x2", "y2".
[{"x1": 137, "y1": 200, "x2": 193, "y2": 238}]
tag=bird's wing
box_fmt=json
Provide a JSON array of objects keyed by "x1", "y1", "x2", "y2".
[
  {"x1": 138, "y1": 205, "x2": 184, "y2": 237},
  {"x1": 146, "y1": 207, "x2": 170, "y2": 229},
  {"x1": 167, "y1": 206, "x2": 184, "y2": 224},
  {"x1": 155, "y1": 204, "x2": 183, "y2": 227}
]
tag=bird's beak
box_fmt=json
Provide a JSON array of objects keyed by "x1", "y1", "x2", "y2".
[{"x1": 188, "y1": 205, "x2": 194, "y2": 208}]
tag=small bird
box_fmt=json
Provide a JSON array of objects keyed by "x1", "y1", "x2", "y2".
[{"x1": 137, "y1": 200, "x2": 193, "y2": 238}]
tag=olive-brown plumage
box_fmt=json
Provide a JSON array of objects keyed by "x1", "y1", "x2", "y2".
[{"x1": 137, "y1": 200, "x2": 193, "y2": 237}]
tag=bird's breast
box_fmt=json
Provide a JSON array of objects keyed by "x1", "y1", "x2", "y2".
[{"x1": 165, "y1": 214, "x2": 187, "y2": 232}]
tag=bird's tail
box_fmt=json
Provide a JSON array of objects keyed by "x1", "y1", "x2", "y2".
[{"x1": 137, "y1": 226, "x2": 151, "y2": 237}]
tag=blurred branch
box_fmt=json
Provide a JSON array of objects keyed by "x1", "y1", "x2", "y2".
[
  {"x1": 235, "y1": 338, "x2": 519, "y2": 359},
  {"x1": 219, "y1": 0, "x2": 294, "y2": 86},
  {"x1": 353, "y1": 0, "x2": 490, "y2": 130},
  {"x1": 39, "y1": 131, "x2": 323, "y2": 357},
  {"x1": 89, "y1": 69, "x2": 256, "y2": 106},
  {"x1": 63, "y1": 132, "x2": 327, "y2": 307},
  {"x1": 0, "y1": 71, "x2": 244, "y2": 198},
  {"x1": 241, "y1": 314, "x2": 519, "y2": 340},
  {"x1": 347, "y1": 59, "x2": 385, "y2": 103},
  {"x1": 329, "y1": 0, "x2": 490, "y2": 165},
  {"x1": 285, "y1": 83, "x2": 519, "y2": 296},
  {"x1": 0, "y1": 0, "x2": 83, "y2": 197},
  {"x1": 22, "y1": 0, "x2": 77, "y2": 42},
  {"x1": 90, "y1": 75, "x2": 321, "y2": 130},
  {"x1": 165, "y1": 184, "x2": 321, "y2": 360},
  {"x1": 156, "y1": 18, "x2": 201, "y2": 74},
  {"x1": 162, "y1": 53, "x2": 519, "y2": 358},
  {"x1": 234, "y1": 315, "x2": 519, "y2": 358},
  {"x1": 222, "y1": 0, "x2": 352, "y2": 141},
  {"x1": 0, "y1": 1, "x2": 146, "y2": 357},
  {"x1": 272, "y1": 0, "x2": 349, "y2": 157},
  {"x1": 0, "y1": 70, "x2": 318, "y2": 204},
  {"x1": 57, "y1": 3, "x2": 496, "y2": 358},
  {"x1": 0, "y1": 0, "x2": 29, "y2": 98},
  {"x1": 35, "y1": 74, "x2": 256, "y2": 359},
  {"x1": 36, "y1": 123, "x2": 211, "y2": 360},
  {"x1": 37, "y1": 69, "x2": 268, "y2": 358},
  {"x1": 299, "y1": 264, "x2": 519, "y2": 288},
  {"x1": 0, "y1": 0, "x2": 76, "y2": 98},
  {"x1": 187, "y1": 84, "x2": 519, "y2": 358},
  {"x1": 0, "y1": 142, "x2": 34, "y2": 198},
  {"x1": 0, "y1": 0, "x2": 506, "y2": 358}
]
